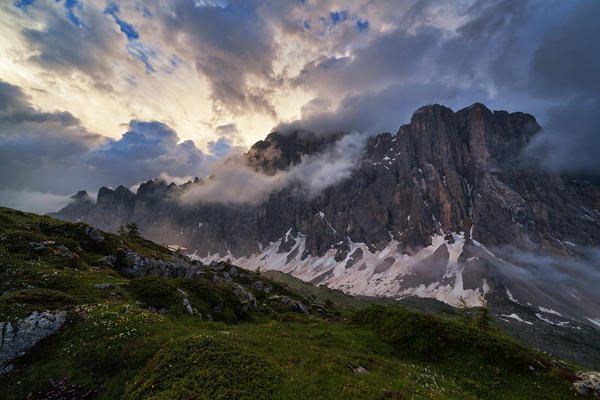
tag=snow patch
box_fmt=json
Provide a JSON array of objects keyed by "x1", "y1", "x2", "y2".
[
  {"x1": 195, "y1": 232, "x2": 489, "y2": 308},
  {"x1": 501, "y1": 313, "x2": 533, "y2": 325},
  {"x1": 538, "y1": 306, "x2": 562, "y2": 317},
  {"x1": 585, "y1": 317, "x2": 600, "y2": 328}
]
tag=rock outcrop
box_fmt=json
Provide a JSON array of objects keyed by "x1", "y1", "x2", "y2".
[
  {"x1": 0, "y1": 311, "x2": 67, "y2": 374},
  {"x1": 118, "y1": 250, "x2": 200, "y2": 279},
  {"x1": 573, "y1": 371, "x2": 600, "y2": 398}
]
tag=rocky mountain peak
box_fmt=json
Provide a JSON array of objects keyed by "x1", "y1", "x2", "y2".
[
  {"x1": 51, "y1": 102, "x2": 600, "y2": 331},
  {"x1": 245, "y1": 129, "x2": 343, "y2": 174}
]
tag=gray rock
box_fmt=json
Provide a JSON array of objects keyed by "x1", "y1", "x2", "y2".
[
  {"x1": 182, "y1": 298, "x2": 194, "y2": 315},
  {"x1": 279, "y1": 296, "x2": 310, "y2": 315},
  {"x1": 353, "y1": 366, "x2": 369, "y2": 375},
  {"x1": 295, "y1": 300, "x2": 310, "y2": 315},
  {"x1": 98, "y1": 255, "x2": 117, "y2": 269},
  {"x1": 118, "y1": 250, "x2": 198, "y2": 279},
  {"x1": 0, "y1": 310, "x2": 67, "y2": 374},
  {"x1": 214, "y1": 264, "x2": 226, "y2": 272},
  {"x1": 251, "y1": 281, "x2": 265, "y2": 291},
  {"x1": 222, "y1": 272, "x2": 232, "y2": 282},
  {"x1": 228, "y1": 266, "x2": 238, "y2": 277},
  {"x1": 177, "y1": 288, "x2": 190, "y2": 297},
  {"x1": 232, "y1": 284, "x2": 257, "y2": 310},
  {"x1": 94, "y1": 283, "x2": 116, "y2": 290},
  {"x1": 84, "y1": 226, "x2": 104, "y2": 243},
  {"x1": 573, "y1": 371, "x2": 600, "y2": 398}
]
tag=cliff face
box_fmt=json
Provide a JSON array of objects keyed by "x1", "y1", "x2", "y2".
[{"x1": 51, "y1": 103, "x2": 600, "y2": 324}]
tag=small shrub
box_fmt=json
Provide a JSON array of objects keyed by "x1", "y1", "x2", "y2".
[{"x1": 128, "y1": 276, "x2": 179, "y2": 309}]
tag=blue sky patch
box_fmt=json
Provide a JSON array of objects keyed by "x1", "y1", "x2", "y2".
[
  {"x1": 330, "y1": 10, "x2": 348, "y2": 26},
  {"x1": 14, "y1": 0, "x2": 34, "y2": 11},
  {"x1": 104, "y1": 3, "x2": 139, "y2": 40},
  {"x1": 356, "y1": 19, "x2": 369, "y2": 32}
]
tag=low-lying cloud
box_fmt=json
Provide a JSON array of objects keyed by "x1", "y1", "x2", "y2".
[
  {"x1": 180, "y1": 131, "x2": 372, "y2": 205},
  {"x1": 489, "y1": 245, "x2": 600, "y2": 321}
]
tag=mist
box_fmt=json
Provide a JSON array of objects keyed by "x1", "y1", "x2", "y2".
[{"x1": 180, "y1": 131, "x2": 372, "y2": 205}]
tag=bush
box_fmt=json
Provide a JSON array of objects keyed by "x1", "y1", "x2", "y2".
[
  {"x1": 123, "y1": 335, "x2": 277, "y2": 400},
  {"x1": 352, "y1": 305, "x2": 534, "y2": 368},
  {"x1": 1, "y1": 288, "x2": 76, "y2": 308},
  {"x1": 128, "y1": 276, "x2": 180, "y2": 310}
]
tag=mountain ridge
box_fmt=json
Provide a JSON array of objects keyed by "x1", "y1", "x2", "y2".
[{"x1": 51, "y1": 102, "x2": 600, "y2": 335}]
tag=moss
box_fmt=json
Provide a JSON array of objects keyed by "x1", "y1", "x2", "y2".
[{"x1": 123, "y1": 335, "x2": 277, "y2": 400}]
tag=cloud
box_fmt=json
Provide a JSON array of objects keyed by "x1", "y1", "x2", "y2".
[
  {"x1": 20, "y1": 1, "x2": 124, "y2": 82},
  {"x1": 0, "y1": 81, "x2": 208, "y2": 212},
  {"x1": 0, "y1": 189, "x2": 72, "y2": 215},
  {"x1": 490, "y1": 245, "x2": 600, "y2": 320},
  {"x1": 153, "y1": 0, "x2": 278, "y2": 116},
  {"x1": 521, "y1": 0, "x2": 600, "y2": 176},
  {"x1": 180, "y1": 131, "x2": 372, "y2": 205},
  {"x1": 277, "y1": 81, "x2": 488, "y2": 135}
]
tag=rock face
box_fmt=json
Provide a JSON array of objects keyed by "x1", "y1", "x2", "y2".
[
  {"x1": 52, "y1": 103, "x2": 600, "y2": 324},
  {"x1": 0, "y1": 311, "x2": 67, "y2": 374},
  {"x1": 118, "y1": 250, "x2": 200, "y2": 279}
]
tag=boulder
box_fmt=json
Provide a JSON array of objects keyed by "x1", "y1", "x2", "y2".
[
  {"x1": 573, "y1": 371, "x2": 600, "y2": 398},
  {"x1": 0, "y1": 311, "x2": 67, "y2": 374},
  {"x1": 94, "y1": 283, "x2": 116, "y2": 290},
  {"x1": 119, "y1": 250, "x2": 198, "y2": 279},
  {"x1": 84, "y1": 226, "x2": 104, "y2": 243}
]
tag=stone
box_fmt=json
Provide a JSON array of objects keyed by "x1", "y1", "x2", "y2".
[
  {"x1": 222, "y1": 272, "x2": 232, "y2": 282},
  {"x1": 94, "y1": 283, "x2": 116, "y2": 290},
  {"x1": 84, "y1": 226, "x2": 104, "y2": 243},
  {"x1": 232, "y1": 284, "x2": 257, "y2": 310},
  {"x1": 182, "y1": 298, "x2": 194, "y2": 315},
  {"x1": 0, "y1": 311, "x2": 67, "y2": 374},
  {"x1": 353, "y1": 366, "x2": 369, "y2": 374},
  {"x1": 251, "y1": 281, "x2": 265, "y2": 291},
  {"x1": 98, "y1": 255, "x2": 117, "y2": 269},
  {"x1": 118, "y1": 250, "x2": 199, "y2": 279},
  {"x1": 573, "y1": 371, "x2": 600, "y2": 398}
]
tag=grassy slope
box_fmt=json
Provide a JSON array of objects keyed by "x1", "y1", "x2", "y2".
[{"x1": 0, "y1": 207, "x2": 583, "y2": 399}]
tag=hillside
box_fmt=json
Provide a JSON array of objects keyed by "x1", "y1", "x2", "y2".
[{"x1": 0, "y1": 206, "x2": 597, "y2": 399}]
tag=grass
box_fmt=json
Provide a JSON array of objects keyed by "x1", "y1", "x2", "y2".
[{"x1": 0, "y1": 206, "x2": 584, "y2": 399}]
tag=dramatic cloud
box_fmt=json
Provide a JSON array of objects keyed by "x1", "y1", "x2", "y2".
[
  {"x1": 0, "y1": 81, "x2": 208, "y2": 212},
  {"x1": 0, "y1": 0, "x2": 599, "y2": 211},
  {"x1": 523, "y1": 0, "x2": 600, "y2": 176}
]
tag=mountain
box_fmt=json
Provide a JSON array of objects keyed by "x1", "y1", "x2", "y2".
[
  {"x1": 1, "y1": 206, "x2": 595, "y2": 399},
  {"x1": 51, "y1": 103, "x2": 600, "y2": 363}
]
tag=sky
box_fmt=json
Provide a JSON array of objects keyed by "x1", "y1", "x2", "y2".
[{"x1": 0, "y1": 0, "x2": 598, "y2": 213}]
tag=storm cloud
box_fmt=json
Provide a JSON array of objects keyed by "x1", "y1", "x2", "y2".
[{"x1": 1, "y1": 0, "x2": 599, "y2": 212}]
